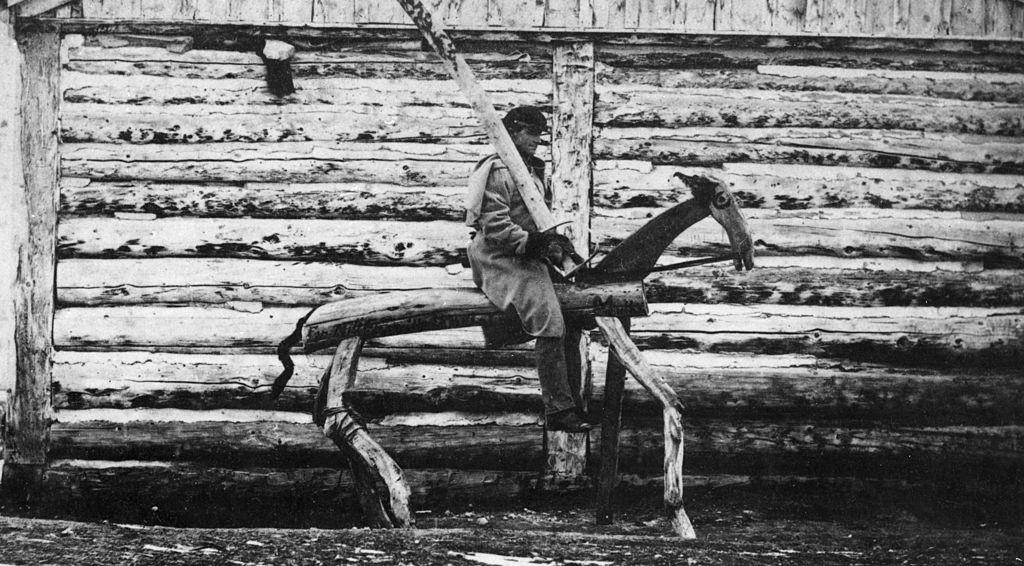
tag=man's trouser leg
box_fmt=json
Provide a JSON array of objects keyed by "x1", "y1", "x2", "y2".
[{"x1": 536, "y1": 336, "x2": 577, "y2": 415}]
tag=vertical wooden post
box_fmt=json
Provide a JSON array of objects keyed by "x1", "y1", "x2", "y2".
[
  {"x1": 2, "y1": 25, "x2": 60, "y2": 501},
  {"x1": 595, "y1": 318, "x2": 628, "y2": 524},
  {"x1": 544, "y1": 41, "x2": 595, "y2": 490},
  {"x1": 0, "y1": 10, "x2": 22, "y2": 486}
]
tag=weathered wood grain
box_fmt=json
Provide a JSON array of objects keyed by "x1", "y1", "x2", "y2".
[
  {"x1": 985, "y1": 0, "x2": 1024, "y2": 38},
  {"x1": 680, "y1": 0, "x2": 715, "y2": 31},
  {"x1": 62, "y1": 73, "x2": 550, "y2": 108},
  {"x1": 82, "y1": 0, "x2": 316, "y2": 21},
  {"x1": 43, "y1": 459, "x2": 547, "y2": 524},
  {"x1": 7, "y1": 30, "x2": 60, "y2": 484},
  {"x1": 55, "y1": 256, "x2": 1024, "y2": 308},
  {"x1": 593, "y1": 162, "x2": 1024, "y2": 212},
  {"x1": 65, "y1": 45, "x2": 551, "y2": 81},
  {"x1": 951, "y1": 0, "x2": 988, "y2": 35},
  {"x1": 58, "y1": 216, "x2": 469, "y2": 264},
  {"x1": 313, "y1": 0, "x2": 355, "y2": 23},
  {"x1": 901, "y1": 0, "x2": 952, "y2": 35},
  {"x1": 0, "y1": 26, "x2": 23, "y2": 414},
  {"x1": 594, "y1": 86, "x2": 1024, "y2": 135},
  {"x1": 597, "y1": 66, "x2": 1024, "y2": 103},
  {"x1": 52, "y1": 304, "x2": 1024, "y2": 365},
  {"x1": 56, "y1": 208, "x2": 1024, "y2": 264},
  {"x1": 58, "y1": 179, "x2": 469, "y2": 220},
  {"x1": 47, "y1": 409, "x2": 1024, "y2": 477},
  {"x1": 594, "y1": 127, "x2": 1024, "y2": 174},
  {"x1": 51, "y1": 350, "x2": 1024, "y2": 423},
  {"x1": 770, "y1": 0, "x2": 807, "y2": 32},
  {"x1": 716, "y1": 0, "x2": 772, "y2": 31},
  {"x1": 61, "y1": 141, "x2": 489, "y2": 183}
]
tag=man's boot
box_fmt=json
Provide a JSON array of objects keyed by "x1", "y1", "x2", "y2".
[{"x1": 536, "y1": 336, "x2": 591, "y2": 433}]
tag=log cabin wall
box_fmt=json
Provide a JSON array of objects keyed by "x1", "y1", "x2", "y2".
[{"x1": 9, "y1": 0, "x2": 1024, "y2": 524}]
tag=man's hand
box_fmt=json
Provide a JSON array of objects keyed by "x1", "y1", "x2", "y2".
[{"x1": 525, "y1": 232, "x2": 580, "y2": 264}]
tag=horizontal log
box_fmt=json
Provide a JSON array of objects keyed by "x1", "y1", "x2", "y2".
[
  {"x1": 595, "y1": 43, "x2": 1024, "y2": 73},
  {"x1": 628, "y1": 304, "x2": 1024, "y2": 367},
  {"x1": 58, "y1": 179, "x2": 468, "y2": 220},
  {"x1": 595, "y1": 86, "x2": 1024, "y2": 135},
  {"x1": 302, "y1": 282, "x2": 648, "y2": 350},
  {"x1": 56, "y1": 256, "x2": 1021, "y2": 308},
  {"x1": 61, "y1": 103, "x2": 492, "y2": 144},
  {"x1": 65, "y1": 45, "x2": 551, "y2": 80},
  {"x1": 594, "y1": 127, "x2": 1024, "y2": 174},
  {"x1": 48, "y1": 409, "x2": 1024, "y2": 478},
  {"x1": 61, "y1": 141, "x2": 489, "y2": 183},
  {"x1": 594, "y1": 208, "x2": 1024, "y2": 265},
  {"x1": 60, "y1": 164, "x2": 1024, "y2": 220},
  {"x1": 56, "y1": 258, "x2": 475, "y2": 306},
  {"x1": 61, "y1": 73, "x2": 550, "y2": 107},
  {"x1": 58, "y1": 217, "x2": 469, "y2": 265},
  {"x1": 58, "y1": 208, "x2": 1024, "y2": 265},
  {"x1": 593, "y1": 162, "x2": 1024, "y2": 212},
  {"x1": 51, "y1": 350, "x2": 1024, "y2": 424},
  {"x1": 42, "y1": 460, "x2": 548, "y2": 526},
  {"x1": 53, "y1": 304, "x2": 1024, "y2": 366},
  {"x1": 596, "y1": 66, "x2": 1024, "y2": 103}
]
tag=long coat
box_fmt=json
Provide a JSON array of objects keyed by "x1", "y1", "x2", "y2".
[{"x1": 465, "y1": 154, "x2": 565, "y2": 342}]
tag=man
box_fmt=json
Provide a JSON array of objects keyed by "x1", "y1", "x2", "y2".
[{"x1": 464, "y1": 106, "x2": 591, "y2": 433}]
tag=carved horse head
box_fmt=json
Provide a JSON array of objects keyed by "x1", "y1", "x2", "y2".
[{"x1": 581, "y1": 172, "x2": 754, "y2": 282}]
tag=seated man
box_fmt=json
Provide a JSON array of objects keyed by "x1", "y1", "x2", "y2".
[{"x1": 464, "y1": 106, "x2": 590, "y2": 433}]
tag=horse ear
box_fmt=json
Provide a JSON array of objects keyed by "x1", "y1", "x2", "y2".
[{"x1": 673, "y1": 173, "x2": 720, "y2": 204}]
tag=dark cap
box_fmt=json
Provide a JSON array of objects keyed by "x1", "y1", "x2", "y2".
[{"x1": 502, "y1": 106, "x2": 549, "y2": 133}]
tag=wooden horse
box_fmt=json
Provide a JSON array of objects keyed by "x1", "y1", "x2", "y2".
[{"x1": 273, "y1": 174, "x2": 754, "y2": 537}]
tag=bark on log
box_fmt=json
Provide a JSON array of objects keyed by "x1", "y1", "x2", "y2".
[
  {"x1": 50, "y1": 350, "x2": 1024, "y2": 424},
  {"x1": 61, "y1": 73, "x2": 551, "y2": 107},
  {"x1": 593, "y1": 162, "x2": 1024, "y2": 212},
  {"x1": 61, "y1": 141, "x2": 487, "y2": 184},
  {"x1": 47, "y1": 409, "x2": 1024, "y2": 479},
  {"x1": 54, "y1": 256, "x2": 1023, "y2": 308},
  {"x1": 65, "y1": 45, "x2": 551, "y2": 81},
  {"x1": 602, "y1": 66, "x2": 1024, "y2": 103},
  {"x1": 301, "y1": 282, "x2": 648, "y2": 352},
  {"x1": 58, "y1": 180, "x2": 469, "y2": 220},
  {"x1": 56, "y1": 210, "x2": 1024, "y2": 265},
  {"x1": 53, "y1": 304, "x2": 1024, "y2": 366},
  {"x1": 595, "y1": 86, "x2": 1024, "y2": 135},
  {"x1": 594, "y1": 127, "x2": 1024, "y2": 174}
]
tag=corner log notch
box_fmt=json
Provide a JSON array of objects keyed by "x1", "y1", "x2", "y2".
[{"x1": 276, "y1": 282, "x2": 648, "y2": 528}]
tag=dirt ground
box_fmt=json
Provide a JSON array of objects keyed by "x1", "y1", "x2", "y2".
[{"x1": 0, "y1": 482, "x2": 1021, "y2": 565}]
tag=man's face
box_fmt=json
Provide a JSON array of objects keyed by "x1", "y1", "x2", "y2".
[{"x1": 510, "y1": 125, "x2": 544, "y2": 157}]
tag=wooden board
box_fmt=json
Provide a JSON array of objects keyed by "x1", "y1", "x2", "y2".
[{"x1": 0, "y1": 24, "x2": 23, "y2": 407}]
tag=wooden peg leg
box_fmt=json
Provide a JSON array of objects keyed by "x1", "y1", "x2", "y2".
[
  {"x1": 594, "y1": 316, "x2": 696, "y2": 539},
  {"x1": 318, "y1": 337, "x2": 413, "y2": 528},
  {"x1": 596, "y1": 318, "x2": 629, "y2": 525}
]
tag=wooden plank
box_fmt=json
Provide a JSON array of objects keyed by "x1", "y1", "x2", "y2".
[
  {"x1": 770, "y1": 0, "x2": 806, "y2": 32},
  {"x1": 594, "y1": 127, "x2": 1024, "y2": 174},
  {"x1": 545, "y1": 0, "x2": 581, "y2": 26},
  {"x1": 312, "y1": 0, "x2": 356, "y2": 23},
  {"x1": 903, "y1": 0, "x2": 953, "y2": 35},
  {"x1": 488, "y1": 0, "x2": 544, "y2": 27},
  {"x1": 592, "y1": 162, "x2": 1024, "y2": 212},
  {"x1": 865, "y1": 0, "x2": 898, "y2": 34},
  {"x1": 11, "y1": 0, "x2": 78, "y2": 18},
  {"x1": 986, "y1": 0, "x2": 1024, "y2": 37},
  {"x1": 822, "y1": 0, "x2": 868, "y2": 33},
  {"x1": 634, "y1": 0, "x2": 675, "y2": 28},
  {"x1": 51, "y1": 350, "x2": 1024, "y2": 423},
  {"x1": 595, "y1": 86, "x2": 1024, "y2": 135},
  {"x1": 716, "y1": 0, "x2": 771, "y2": 31},
  {"x1": 951, "y1": 0, "x2": 988, "y2": 34},
  {"x1": 598, "y1": 65, "x2": 1024, "y2": 103},
  {"x1": 61, "y1": 141, "x2": 489, "y2": 184},
  {"x1": 47, "y1": 409, "x2": 1024, "y2": 477},
  {"x1": 804, "y1": 0, "x2": 824, "y2": 32},
  {"x1": 6, "y1": 29, "x2": 60, "y2": 498},
  {"x1": 55, "y1": 257, "x2": 1024, "y2": 308},
  {"x1": 680, "y1": 0, "x2": 715, "y2": 30}
]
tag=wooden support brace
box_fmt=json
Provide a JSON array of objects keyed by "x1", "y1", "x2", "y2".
[
  {"x1": 319, "y1": 337, "x2": 412, "y2": 528},
  {"x1": 595, "y1": 318, "x2": 628, "y2": 525},
  {"x1": 594, "y1": 316, "x2": 696, "y2": 539}
]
